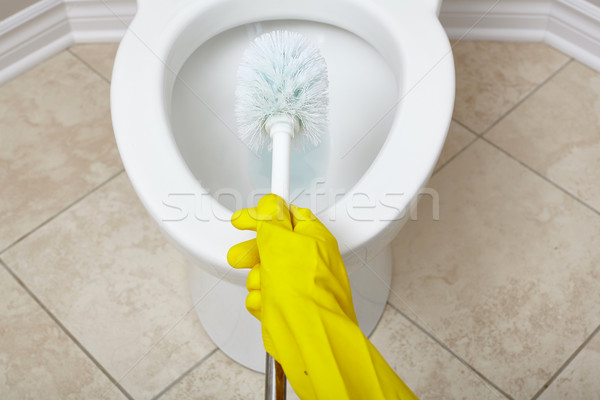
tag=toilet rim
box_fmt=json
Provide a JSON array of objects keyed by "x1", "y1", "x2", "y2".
[{"x1": 111, "y1": 0, "x2": 455, "y2": 283}]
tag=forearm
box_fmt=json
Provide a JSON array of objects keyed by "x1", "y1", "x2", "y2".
[{"x1": 264, "y1": 298, "x2": 418, "y2": 400}]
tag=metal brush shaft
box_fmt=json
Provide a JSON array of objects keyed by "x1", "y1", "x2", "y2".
[{"x1": 265, "y1": 353, "x2": 286, "y2": 400}]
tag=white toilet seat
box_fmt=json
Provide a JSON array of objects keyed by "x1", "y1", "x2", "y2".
[{"x1": 111, "y1": 0, "x2": 454, "y2": 286}]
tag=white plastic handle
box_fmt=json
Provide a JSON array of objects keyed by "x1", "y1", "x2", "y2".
[{"x1": 266, "y1": 114, "x2": 298, "y2": 203}]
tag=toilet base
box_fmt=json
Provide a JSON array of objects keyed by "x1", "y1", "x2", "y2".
[{"x1": 189, "y1": 245, "x2": 392, "y2": 372}]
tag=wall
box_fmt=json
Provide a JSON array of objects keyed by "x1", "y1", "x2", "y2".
[
  {"x1": 440, "y1": 0, "x2": 600, "y2": 71},
  {"x1": 0, "y1": 0, "x2": 40, "y2": 21},
  {"x1": 0, "y1": 0, "x2": 137, "y2": 84},
  {"x1": 1, "y1": 0, "x2": 599, "y2": 84}
]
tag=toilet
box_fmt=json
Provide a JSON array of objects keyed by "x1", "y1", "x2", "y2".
[{"x1": 111, "y1": 0, "x2": 454, "y2": 372}]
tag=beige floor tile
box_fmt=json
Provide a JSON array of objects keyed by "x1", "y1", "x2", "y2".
[
  {"x1": 538, "y1": 330, "x2": 600, "y2": 399},
  {"x1": 0, "y1": 51, "x2": 122, "y2": 251},
  {"x1": 453, "y1": 41, "x2": 569, "y2": 133},
  {"x1": 434, "y1": 120, "x2": 477, "y2": 171},
  {"x1": 161, "y1": 306, "x2": 506, "y2": 400},
  {"x1": 161, "y1": 351, "x2": 304, "y2": 400},
  {"x1": 390, "y1": 140, "x2": 600, "y2": 399},
  {"x1": 1, "y1": 173, "x2": 216, "y2": 399},
  {"x1": 159, "y1": 351, "x2": 266, "y2": 400},
  {"x1": 486, "y1": 61, "x2": 600, "y2": 212},
  {"x1": 370, "y1": 305, "x2": 506, "y2": 400},
  {"x1": 69, "y1": 43, "x2": 120, "y2": 82},
  {"x1": 0, "y1": 266, "x2": 126, "y2": 400}
]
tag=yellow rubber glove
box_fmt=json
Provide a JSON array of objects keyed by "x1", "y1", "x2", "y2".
[{"x1": 227, "y1": 194, "x2": 418, "y2": 400}]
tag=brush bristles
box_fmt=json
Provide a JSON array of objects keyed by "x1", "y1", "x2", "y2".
[{"x1": 235, "y1": 30, "x2": 329, "y2": 152}]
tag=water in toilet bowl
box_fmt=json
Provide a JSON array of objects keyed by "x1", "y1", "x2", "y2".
[
  {"x1": 247, "y1": 139, "x2": 329, "y2": 206},
  {"x1": 169, "y1": 20, "x2": 399, "y2": 214}
]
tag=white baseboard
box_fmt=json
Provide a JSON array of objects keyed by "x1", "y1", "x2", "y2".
[
  {"x1": 65, "y1": 0, "x2": 136, "y2": 42},
  {"x1": 1, "y1": 0, "x2": 599, "y2": 86},
  {"x1": 440, "y1": 0, "x2": 551, "y2": 41},
  {"x1": 440, "y1": 0, "x2": 600, "y2": 72},
  {"x1": 0, "y1": 0, "x2": 136, "y2": 86},
  {"x1": 546, "y1": 0, "x2": 600, "y2": 71},
  {"x1": 0, "y1": 0, "x2": 72, "y2": 85}
]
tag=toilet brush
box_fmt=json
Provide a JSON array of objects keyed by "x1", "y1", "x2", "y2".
[{"x1": 235, "y1": 30, "x2": 329, "y2": 400}]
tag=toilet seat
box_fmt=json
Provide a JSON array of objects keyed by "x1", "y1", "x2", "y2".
[
  {"x1": 111, "y1": 0, "x2": 454, "y2": 373},
  {"x1": 111, "y1": 0, "x2": 454, "y2": 286}
]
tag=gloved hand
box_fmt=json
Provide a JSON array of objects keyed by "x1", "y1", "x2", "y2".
[{"x1": 228, "y1": 194, "x2": 418, "y2": 400}]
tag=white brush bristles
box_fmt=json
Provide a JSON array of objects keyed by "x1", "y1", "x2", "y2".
[{"x1": 235, "y1": 31, "x2": 329, "y2": 153}]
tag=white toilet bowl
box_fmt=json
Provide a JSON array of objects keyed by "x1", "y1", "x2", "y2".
[{"x1": 111, "y1": 0, "x2": 454, "y2": 372}]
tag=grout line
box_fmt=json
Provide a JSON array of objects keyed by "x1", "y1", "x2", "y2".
[
  {"x1": 0, "y1": 258, "x2": 135, "y2": 400},
  {"x1": 481, "y1": 136, "x2": 600, "y2": 217},
  {"x1": 1, "y1": 41, "x2": 580, "y2": 400},
  {"x1": 452, "y1": 118, "x2": 479, "y2": 137},
  {"x1": 151, "y1": 348, "x2": 219, "y2": 400},
  {"x1": 0, "y1": 169, "x2": 125, "y2": 256},
  {"x1": 347, "y1": 242, "x2": 507, "y2": 399},
  {"x1": 432, "y1": 128, "x2": 480, "y2": 176},
  {"x1": 479, "y1": 57, "x2": 574, "y2": 138},
  {"x1": 432, "y1": 56, "x2": 573, "y2": 179},
  {"x1": 67, "y1": 48, "x2": 111, "y2": 84},
  {"x1": 530, "y1": 323, "x2": 600, "y2": 400},
  {"x1": 386, "y1": 301, "x2": 514, "y2": 400},
  {"x1": 449, "y1": 55, "x2": 572, "y2": 140},
  {"x1": 415, "y1": 55, "x2": 593, "y2": 400}
]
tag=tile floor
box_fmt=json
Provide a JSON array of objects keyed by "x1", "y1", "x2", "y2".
[{"x1": 1, "y1": 40, "x2": 599, "y2": 400}]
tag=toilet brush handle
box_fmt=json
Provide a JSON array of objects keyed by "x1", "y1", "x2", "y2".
[
  {"x1": 265, "y1": 353, "x2": 286, "y2": 400},
  {"x1": 265, "y1": 117, "x2": 294, "y2": 400},
  {"x1": 270, "y1": 131, "x2": 291, "y2": 203},
  {"x1": 268, "y1": 115, "x2": 295, "y2": 204}
]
